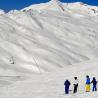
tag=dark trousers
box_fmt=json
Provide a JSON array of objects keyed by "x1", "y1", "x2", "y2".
[
  {"x1": 73, "y1": 84, "x2": 78, "y2": 93},
  {"x1": 93, "y1": 85, "x2": 97, "y2": 91},
  {"x1": 65, "y1": 86, "x2": 69, "y2": 94}
]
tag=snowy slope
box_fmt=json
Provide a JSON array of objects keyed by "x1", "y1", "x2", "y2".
[
  {"x1": 0, "y1": 59, "x2": 98, "y2": 98},
  {"x1": 0, "y1": 0, "x2": 98, "y2": 75},
  {"x1": 0, "y1": 0, "x2": 98, "y2": 98}
]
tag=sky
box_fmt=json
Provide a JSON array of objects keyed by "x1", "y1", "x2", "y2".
[{"x1": 0, "y1": 0, "x2": 98, "y2": 12}]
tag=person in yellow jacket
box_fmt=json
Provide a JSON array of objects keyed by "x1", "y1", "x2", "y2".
[{"x1": 86, "y1": 75, "x2": 91, "y2": 92}]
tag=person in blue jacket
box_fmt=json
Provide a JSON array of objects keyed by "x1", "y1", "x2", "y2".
[
  {"x1": 64, "y1": 80, "x2": 71, "y2": 94},
  {"x1": 91, "y1": 77, "x2": 97, "y2": 91},
  {"x1": 86, "y1": 75, "x2": 91, "y2": 92}
]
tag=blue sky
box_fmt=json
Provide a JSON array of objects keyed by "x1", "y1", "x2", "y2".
[{"x1": 0, "y1": 0, "x2": 98, "y2": 12}]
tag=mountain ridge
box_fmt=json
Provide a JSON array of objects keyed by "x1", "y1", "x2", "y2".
[{"x1": 22, "y1": 0, "x2": 98, "y2": 16}]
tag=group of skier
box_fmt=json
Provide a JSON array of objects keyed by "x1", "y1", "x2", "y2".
[{"x1": 64, "y1": 75, "x2": 97, "y2": 94}]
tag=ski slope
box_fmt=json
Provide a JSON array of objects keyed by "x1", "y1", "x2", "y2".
[
  {"x1": 0, "y1": 0, "x2": 98, "y2": 75},
  {"x1": 0, "y1": 0, "x2": 98, "y2": 97},
  {"x1": 0, "y1": 59, "x2": 98, "y2": 98}
]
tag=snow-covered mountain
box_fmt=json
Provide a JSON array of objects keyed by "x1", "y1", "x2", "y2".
[
  {"x1": 0, "y1": 0, "x2": 98, "y2": 75},
  {"x1": 1, "y1": 0, "x2": 98, "y2": 98},
  {"x1": 23, "y1": 0, "x2": 65, "y2": 12},
  {"x1": 23, "y1": 0, "x2": 98, "y2": 16}
]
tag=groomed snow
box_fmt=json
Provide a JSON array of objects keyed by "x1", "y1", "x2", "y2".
[{"x1": 0, "y1": 59, "x2": 98, "y2": 98}]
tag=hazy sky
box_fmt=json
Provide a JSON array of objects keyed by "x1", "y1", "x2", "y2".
[{"x1": 0, "y1": 0, "x2": 98, "y2": 12}]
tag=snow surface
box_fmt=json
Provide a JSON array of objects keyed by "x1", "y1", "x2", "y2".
[
  {"x1": 0, "y1": 59, "x2": 98, "y2": 98},
  {"x1": 0, "y1": 9, "x2": 5, "y2": 15},
  {"x1": 0, "y1": 0, "x2": 98, "y2": 97}
]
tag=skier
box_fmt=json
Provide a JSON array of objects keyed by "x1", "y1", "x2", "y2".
[
  {"x1": 64, "y1": 80, "x2": 71, "y2": 94},
  {"x1": 85, "y1": 75, "x2": 91, "y2": 92},
  {"x1": 91, "y1": 77, "x2": 97, "y2": 91},
  {"x1": 73, "y1": 77, "x2": 78, "y2": 94}
]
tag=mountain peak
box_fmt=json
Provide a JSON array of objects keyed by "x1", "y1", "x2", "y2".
[
  {"x1": 21, "y1": 0, "x2": 98, "y2": 16},
  {"x1": 22, "y1": 0, "x2": 65, "y2": 12},
  {"x1": 49, "y1": 0, "x2": 60, "y2": 3},
  {"x1": 47, "y1": 0, "x2": 65, "y2": 11}
]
